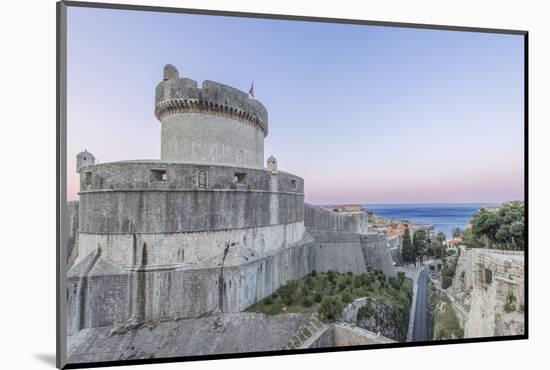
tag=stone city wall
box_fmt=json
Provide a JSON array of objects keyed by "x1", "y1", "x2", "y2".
[
  {"x1": 79, "y1": 162, "x2": 303, "y2": 194},
  {"x1": 465, "y1": 248, "x2": 524, "y2": 337},
  {"x1": 78, "y1": 190, "x2": 303, "y2": 233},
  {"x1": 304, "y1": 203, "x2": 370, "y2": 234},
  {"x1": 360, "y1": 233, "x2": 396, "y2": 276},
  {"x1": 308, "y1": 230, "x2": 368, "y2": 274},
  {"x1": 78, "y1": 162, "x2": 304, "y2": 234},
  {"x1": 76, "y1": 222, "x2": 305, "y2": 268},
  {"x1": 304, "y1": 204, "x2": 395, "y2": 276},
  {"x1": 68, "y1": 224, "x2": 400, "y2": 335},
  {"x1": 389, "y1": 235, "x2": 403, "y2": 266},
  {"x1": 67, "y1": 238, "x2": 316, "y2": 335},
  {"x1": 448, "y1": 247, "x2": 524, "y2": 338}
]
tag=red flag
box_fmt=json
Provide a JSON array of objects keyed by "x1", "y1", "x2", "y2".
[{"x1": 248, "y1": 81, "x2": 254, "y2": 98}]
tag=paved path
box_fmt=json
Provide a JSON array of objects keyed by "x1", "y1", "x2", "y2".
[
  {"x1": 412, "y1": 267, "x2": 430, "y2": 342},
  {"x1": 395, "y1": 265, "x2": 423, "y2": 341}
]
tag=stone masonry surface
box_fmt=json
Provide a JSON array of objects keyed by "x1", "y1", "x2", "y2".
[
  {"x1": 155, "y1": 66, "x2": 267, "y2": 168},
  {"x1": 448, "y1": 247, "x2": 524, "y2": 337},
  {"x1": 68, "y1": 313, "x2": 311, "y2": 363},
  {"x1": 67, "y1": 66, "x2": 401, "y2": 359}
]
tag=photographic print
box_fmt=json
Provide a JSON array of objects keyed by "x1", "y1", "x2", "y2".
[{"x1": 58, "y1": 2, "x2": 527, "y2": 367}]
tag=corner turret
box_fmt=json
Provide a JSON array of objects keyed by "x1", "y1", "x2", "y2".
[
  {"x1": 267, "y1": 155, "x2": 278, "y2": 174},
  {"x1": 76, "y1": 150, "x2": 95, "y2": 172}
]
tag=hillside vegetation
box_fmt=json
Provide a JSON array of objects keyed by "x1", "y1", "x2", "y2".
[
  {"x1": 247, "y1": 269, "x2": 412, "y2": 328},
  {"x1": 429, "y1": 282, "x2": 464, "y2": 340},
  {"x1": 462, "y1": 201, "x2": 525, "y2": 250}
]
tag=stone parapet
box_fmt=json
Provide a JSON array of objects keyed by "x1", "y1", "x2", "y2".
[{"x1": 78, "y1": 161, "x2": 303, "y2": 193}]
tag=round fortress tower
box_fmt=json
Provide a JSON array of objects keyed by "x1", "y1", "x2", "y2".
[
  {"x1": 69, "y1": 67, "x2": 307, "y2": 333},
  {"x1": 155, "y1": 64, "x2": 268, "y2": 168}
]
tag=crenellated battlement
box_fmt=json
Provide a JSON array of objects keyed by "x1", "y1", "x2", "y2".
[
  {"x1": 155, "y1": 67, "x2": 268, "y2": 136},
  {"x1": 154, "y1": 64, "x2": 268, "y2": 168}
]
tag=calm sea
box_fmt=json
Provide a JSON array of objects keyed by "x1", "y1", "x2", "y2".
[{"x1": 363, "y1": 203, "x2": 491, "y2": 239}]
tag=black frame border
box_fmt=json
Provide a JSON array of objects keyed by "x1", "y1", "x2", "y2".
[{"x1": 56, "y1": 1, "x2": 529, "y2": 368}]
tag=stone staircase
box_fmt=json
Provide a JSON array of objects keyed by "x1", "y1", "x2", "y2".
[{"x1": 284, "y1": 314, "x2": 326, "y2": 350}]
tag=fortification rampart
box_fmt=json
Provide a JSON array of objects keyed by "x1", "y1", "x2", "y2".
[
  {"x1": 75, "y1": 161, "x2": 305, "y2": 268},
  {"x1": 68, "y1": 237, "x2": 316, "y2": 334},
  {"x1": 304, "y1": 203, "x2": 370, "y2": 233},
  {"x1": 79, "y1": 161, "x2": 302, "y2": 193},
  {"x1": 308, "y1": 230, "x2": 368, "y2": 274},
  {"x1": 78, "y1": 190, "x2": 303, "y2": 233},
  {"x1": 67, "y1": 201, "x2": 400, "y2": 334},
  {"x1": 304, "y1": 204, "x2": 395, "y2": 276},
  {"x1": 78, "y1": 162, "x2": 303, "y2": 234},
  {"x1": 388, "y1": 235, "x2": 403, "y2": 265},
  {"x1": 67, "y1": 67, "x2": 400, "y2": 339},
  {"x1": 76, "y1": 222, "x2": 306, "y2": 267},
  {"x1": 360, "y1": 233, "x2": 396, "y2": 276}
]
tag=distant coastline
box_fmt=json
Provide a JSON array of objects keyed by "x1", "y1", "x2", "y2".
[
  {"x1": 314, "y1": 203, "x2": 502, "y2": 239},
  {"x1": 363, "y1": 203, "x2": 491, "y2": 239}
]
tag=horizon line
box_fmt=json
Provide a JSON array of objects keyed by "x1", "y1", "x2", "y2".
[{"x1": 309, "y1": 200, "x2": 522, "y2": 206}]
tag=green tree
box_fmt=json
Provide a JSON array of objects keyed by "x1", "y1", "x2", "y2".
[
  {"x1": 462, "y1": 227, "x2": 477, "y2": 248},
  {"x1": 472, "y1": 209, "x2": 502, "y2": 246},
  {"x1": 467, "y1": 201, "x2": 524, "y2": 250},
  {"x1": 413, "y1": 229, "x2": 428, "y2": 265},
  {"x1": 452, "y1": 227, "x2": 463, "y2": 238},
  {"x1": 435, "y1": 231, "x2": 446, "y2": 258},
  {"x1": 402, "y1": 228, "x2": 414, "y2": 265}
]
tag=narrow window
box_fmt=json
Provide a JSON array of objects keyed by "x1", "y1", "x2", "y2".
[
  {"x1": 198, "y1": 170, "x2": 207, "y2": 188},
  {"x1": 234, "y1": 172, "x2": 247, "y2": 184},
  {"x1": 84, "y1": 171, "x2": 92, "y2": 185},
  {"x1": 485, "y1": 268, "x2": 493, "y2": 286},
  {"x1": 150, "y1": 169, "x2": 167, "y2": 182},
  {"x1": 290, "y1": 179, "x2": 297, "y2": 190}
]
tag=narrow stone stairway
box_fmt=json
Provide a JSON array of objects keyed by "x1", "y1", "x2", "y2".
[{"x1": 284, "y1": 314, "x2": 326, "y2": 350}]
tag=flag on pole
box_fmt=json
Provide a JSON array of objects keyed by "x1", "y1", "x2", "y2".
[{"x1": 248, "y1": 81, "x2": 254, "y2": 98}]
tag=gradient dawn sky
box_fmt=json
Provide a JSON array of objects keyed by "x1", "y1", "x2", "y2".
[{"x1": 66, "y1": 7, "x2": 525, "y2": 204}]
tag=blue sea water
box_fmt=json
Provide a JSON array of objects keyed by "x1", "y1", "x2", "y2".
[{"x1": 363, "y1": 203, "x2": 491, "y2": 239}]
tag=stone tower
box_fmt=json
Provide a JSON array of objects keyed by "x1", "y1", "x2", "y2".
[
  {"x1": 68, "y1": 65, "x2": 306, "y2": 334},
  {"x1": 67, "y1": 64, "x2": 397, "y2": 341},
  {"x1": 76, "y1": 150, "x2": 95, "y2": 172},
  {"x1": 154, "y1": 64, "x2": 268, "y2": 168}
]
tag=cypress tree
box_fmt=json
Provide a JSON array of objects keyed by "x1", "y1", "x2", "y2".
[{"x1": 402, "y1": 228, "x2": 413, "y2": 265}]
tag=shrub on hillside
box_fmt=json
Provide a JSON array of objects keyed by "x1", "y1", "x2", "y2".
[
  {"x1": 341, "y1": 291, "x2": 352, "y2": 304},
  {"x1": 314, "y1": 293, "x2": 323, "y2": 303},
  {"x1": 303, "y1": 296, "x2": 313, "y2": 307},
  {"x1": 279, "y1": 281, "x2": 298, "y2": 305},
  {"x1": 319, "y1": 296, "x2": 344, "y2": 322}
]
